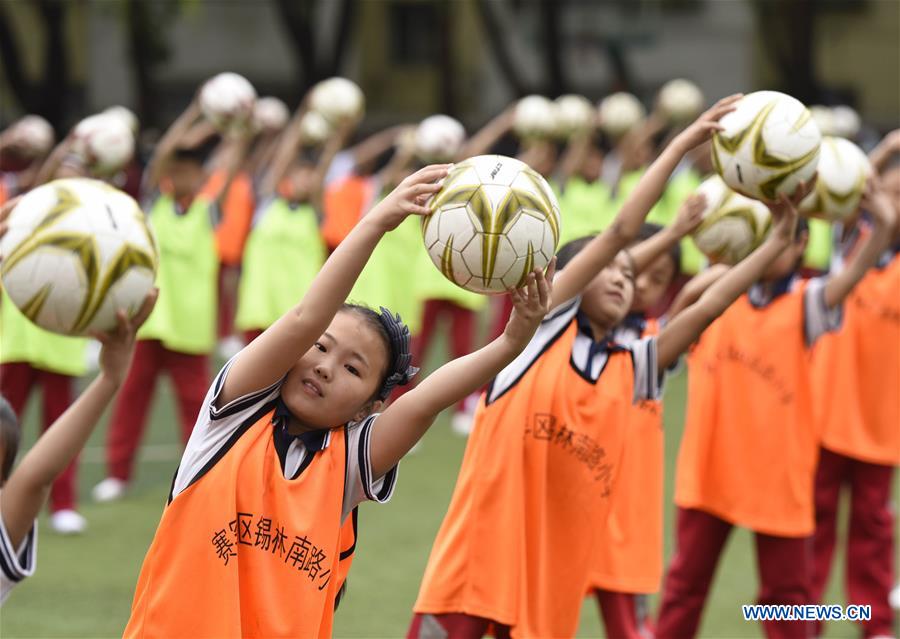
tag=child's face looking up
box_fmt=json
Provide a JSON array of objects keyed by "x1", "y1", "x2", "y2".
[
  {"x1": 633, "y1": 252, "x2": 677, "y2": 312},
  {"x1": 579, "y1": 251, "x2": 636, "y2": 332},
  {"x1": 280, "y1": 312, "x2": 389, "y2": 430}
]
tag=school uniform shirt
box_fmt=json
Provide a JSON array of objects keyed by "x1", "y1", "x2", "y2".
[
  {"x1": 124, "y1": 357, "x2": 398, "y2": 638},
  {"x1": 675, "y1": 276, "x2": 842, "y2": 537},
  {"x1": 0, "y1": 508, "x2": 37, "y2": 606},
  {"x1": 590, "y1": 315, "x2": 666, "y2": 594},
  {"x1": 414, "y1": 297, "x2": 662, "y2": 639},
  {"x1": 813, "y1": 246, "x2": 900, "y2": 465}
]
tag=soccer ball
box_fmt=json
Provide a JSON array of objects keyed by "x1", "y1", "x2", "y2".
[
  {"x1": 691, "y1": 175, "x2": 772, "y2": 265},
  {"x1": 8, "y1": 115, "x2": 54, "y2": 158},
  {"x1": 299, "y1": 110, "x2": 333, "y2": 145},
  {"x1": 513, "y1": 95, "x2": 557, "y2": 139},
  {"x1": 423, "y1": 155, "x2": 561, "y2": 294},
  {"x1": 72, "y1": 113, "x2": 135, "y2": 174},
  {"x1": 103, "y1": 106, "x2": 140, "y2": 135},
  {"x1": 800, "y1": 137, "x2": 872, "y2": 222},
  {"x1": 415, "y1": 115, "x2": 466, "y2": 162},
  {"x1": 830, "y1": 106, "x2": 861, "y2": 140},
  {"x1": 0, "y1": 178, "x2": 158, "y2": 336},
  {"x1": 809, "y1": 105, "x2": 836, "y2": 136},
  {"x1": 658, "y1": 79, "x2": 704, "y2": 123},
  {"x1": 252, "y1": 97, "x2": 289, "y2": 133},
  {"x1": 200, "y1": 72, "x2": 257, "y2": 133},
  {"x1": 598, "y1": 92, "x2": 646, "y2": 137},
  {"x1": 554, "y1": 95, "x2": 595, "y2": 138},
  {"x1": 309, "y1": 77, "x2": 364, "y2": 125},
  {"x1": 711, "y1": 90, "x2": 821, "y2": 201}
]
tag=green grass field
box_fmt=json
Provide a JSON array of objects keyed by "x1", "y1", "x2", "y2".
[{"x1": 1, "y1": 347, "x2": 897, "y2": 638}]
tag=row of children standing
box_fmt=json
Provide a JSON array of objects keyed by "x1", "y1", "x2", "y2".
[{"x1": 1, "y1": 89, "x2": 896, "y2": 639}]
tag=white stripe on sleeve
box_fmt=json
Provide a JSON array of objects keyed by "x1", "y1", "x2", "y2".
[{"x1": 803, "y1": 276, "x2": 843, "y2": 347}]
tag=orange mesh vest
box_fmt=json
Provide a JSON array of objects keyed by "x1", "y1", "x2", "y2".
[
  {"x1": 590, "y1": 318, "x2": 663, "y2": 594},
  {"x1": 675, "y1": 284, "x2": 819, "y2": 537},
  {"x1": 322, "y1": 176, "x2": 375, "y2": 251},
  {"x1": 204, "y1": 170, "x2": 255, "y2": 266},
  {"x1": 414, "y1": 322, "x2": 636, "y2": 638},
  {"x1": 124, "y1": 408, "x2": 355, "y2": 638},
  {"x1": 813, "y1": 255, "x2": 900, "y2": 465}
]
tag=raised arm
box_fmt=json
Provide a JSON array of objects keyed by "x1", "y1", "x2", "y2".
[
  {"x1": 308, "y1": 122, "x2": 354, "y2": 214},
  {"x1": 629, "y1": 193, "x2": 705, "y2": 273},
  {"x1": 867, "y1": 129, "x2": 900, "y2": 173},
  {"x1": 349, "y1": 125, "x2": 412, "y2": 172},
  {"x1": 457, "y1": 105, "x2": 515, "y2": 160},
  {"x1": 657, "y1": 197, "x2": 799, "y2": 371},
  {"x1": 259, "y1": 102, "x2": 310, "y2": 197},
  {"x1": 369, "y1": 260, "x2": 555, "y2": 477},
  {"x1": 145, "y1": 99, "x2": 203, "y2": 190},
  {"x1": 551, "y1": 95, "x2": 742, "y2": 309},
  {"x1": 0, "y1": 292, "x2": 156, "y2": 549},
  {"x1": 823, "y1": 178, "x2": 897, "y2": 308},
  {"x1": 557, "y1": 130, "x2": 596, "y2": 184},
  {"x1": 217, "y1": 165, "x2": 450, "y2": 407},
  {"x1": 667, "y1": 263, "x2": 729, "y2": 318},
  {"x1": 33, "y1": 133, "x2": 78, "y2": 185}
]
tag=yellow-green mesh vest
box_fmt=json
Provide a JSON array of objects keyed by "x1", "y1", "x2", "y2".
[
  {"x1": 803, "y1": 218, "x2": 833, "y2": 272},
  {"x1": 617, "y1": 169, "x2": 707, "y2": 276},
  {"x1": 661, "y1": 168, "x2": 706, "y2": 276},
  {"x1": 235, "y1": 198, "x2": 326, "y2": 331},
  {"x1": 0, "y1": 291, "x2": 88, "y2": 376},
  {"x1": 348, "y1": 199, "x2": 424, "y2": 335},
  {"x1": 558, "y1": 177, "x2": 614, "y2": 245},
  {"x1": 138, "y1": 194, "x2": 218, "y2": 354}
]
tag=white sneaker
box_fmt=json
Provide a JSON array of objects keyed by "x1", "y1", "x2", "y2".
[
  {"x1": 91, "y1": 477, "x2": 127, "y2": 503},
  {"x1": 890, "y1": 583, "x2": 900, "y2": 610},
  {"x1": 50, "y1": 509, "x2": 87, "y2": 535},
  {"x1": 451, "y1": 411, "x2": 474, "y2": 436}
]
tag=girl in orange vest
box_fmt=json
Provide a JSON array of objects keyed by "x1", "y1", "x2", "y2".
[
  {"x1": 123, "y1": 163, "x2": 559, "y2": 638},
  {"x1": 809, "y1": 132, "x2": 900, "y2": 639},
  {"x1": 578, "y1": 206, "x2": 704, "y2": 639},
  {"x1": 656, "y1": 176, "x2": 897, "y2": 639},
  {"x1": 408, "y1": 96, "x2": 813, "y2": 639}
]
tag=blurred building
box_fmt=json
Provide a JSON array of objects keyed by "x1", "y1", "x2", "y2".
[{"x1": 1, "y1": 0, "x2": 897, "y2": 133}]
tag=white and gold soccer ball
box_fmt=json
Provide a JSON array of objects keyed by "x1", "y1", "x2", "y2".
[
  {"x1": 598, "y1": 92, "x2": 646, "y2": 137},
  {"x1": 0, "y1": 178, "x2": 157, "y2": 336},
  {"x1": 200, "y1": 72, "x2": 257, "y2": 133},
  {"x1": 299, "y1": 110, "x2": 333, "y2": 145},
  {"x1": 9, "y1": 115, "x2": 55, "y2": 158},
  {"x1": 691, "y1": 175, "x2": 772, "y2": 265},
  {"x1": 415, "y1": 115, "x2": 466, "y2": 163},
  {"x1": 72, "y1": 113, "x2": 136, "y2": 174},
  {"x1": 554, "y1": 94, "x2": 595, "y2": 138},
  {"x1": 423, "y1": 155, "x2": 561, "y2": 294},
  {"x1": 103, "y1": 106, "x2": 140, "y2": 136},
  {"x1": 800, "y1": 137, "x2": 872, "y2": 222},
  {"x1": 513, "y1": 95, "x2": 558, "y2": 139},
  {"x1": 711, "y1": 90, "x2": 821, "y2": 202},
  {"x1": 309, "y1": 77, "x2": 365, "y2": 125},
  {"x1": 658, "y1": 79, "x2": 705, "y2": 124},
  {"x1": 252, "y1": 97, "x2": 289, "y2": 133}
]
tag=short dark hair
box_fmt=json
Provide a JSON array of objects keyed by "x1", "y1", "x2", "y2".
[
  {"x1": 555, "y1": 235, "x2": 596, "y2": 271},
  {"x1": 635, "y1": 222, "x2": 681, "y2": 275},
  {"x1": 0, "y1": 396, "x2": 20, "y2": 485}
]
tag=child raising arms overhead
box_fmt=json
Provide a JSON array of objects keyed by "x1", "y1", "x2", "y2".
[
  {"x1": 408, "y1": 96, "x2": 783, "y2": 639},
  {"x1": 0, "y1": 195, "x2": 157, "y2": 601},
  {"x1": 122, "y1": 164, "x2": 557, "y2": 639}
]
